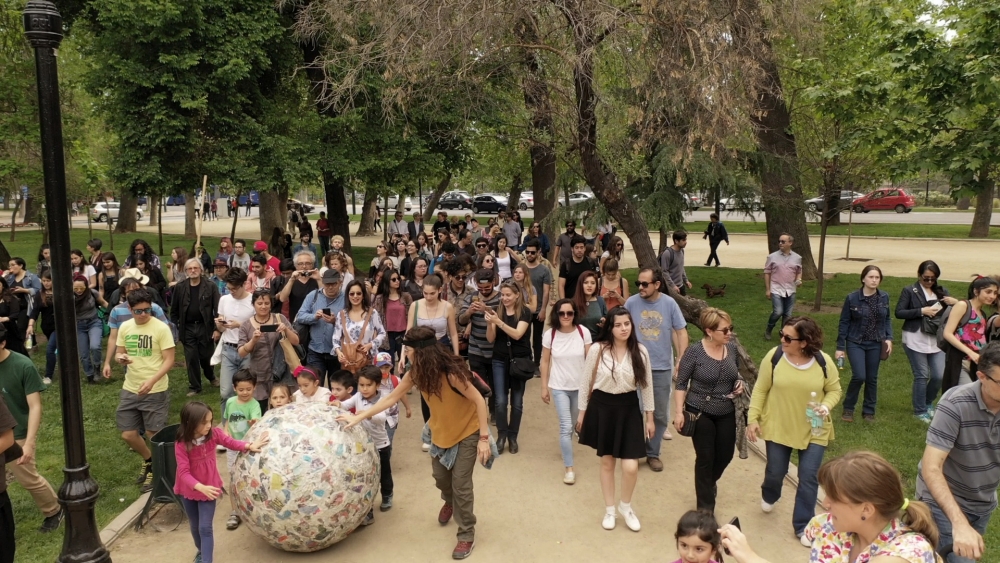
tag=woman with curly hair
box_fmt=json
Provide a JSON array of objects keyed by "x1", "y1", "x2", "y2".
[
  {"x1": 122, "y1": 239, "x2": 160, "y2": 271},
  {"x1": 339, "y1": 326, "x2": 492, "y2": 560}
]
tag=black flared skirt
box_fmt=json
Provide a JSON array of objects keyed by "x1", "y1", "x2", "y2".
[{"x1": 579, "y1": 389, "x2": 646, "y2": 460}]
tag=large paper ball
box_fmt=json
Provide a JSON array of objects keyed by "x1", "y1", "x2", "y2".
[{"x1": 230, "y1": 402, "x2": 381, "y2": 552}]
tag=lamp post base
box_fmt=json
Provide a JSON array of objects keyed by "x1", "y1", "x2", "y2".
[{"x1": 57, "y1": 464, "x2": 111, "y2": 563}]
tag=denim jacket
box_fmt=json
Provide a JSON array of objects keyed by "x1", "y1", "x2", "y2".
[{"x1": 837, "y1": 289, "x2": 892, "y2": 350}]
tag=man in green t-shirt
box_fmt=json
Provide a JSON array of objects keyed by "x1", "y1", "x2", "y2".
[
  {"x1": 0, "y1": 326, "x2": 62, "y2": 532},
  {"x1": 114, "y1": 289, "x2": 175, "y2": 493}
]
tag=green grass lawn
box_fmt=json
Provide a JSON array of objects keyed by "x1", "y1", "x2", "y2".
[
  {"x1": 616, "y1": 264, "x2": 998, "y2": 553},
  {"x1": 0, "y1": 228, "x2": 224, "y2": 264},
  {"x1": 683, "y1": 220, "x2": 998, "y2": 240}
]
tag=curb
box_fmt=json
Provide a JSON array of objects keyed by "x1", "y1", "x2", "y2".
[
  {"x1": 746, "y1": 439, "x2": 827, "y2": 511},
  {"x1": 99, "y1": 492, "x2": 160, "y2": 547},
  {"x1": 718, "y1": 232, "x2": 1000, "y2": 243}
]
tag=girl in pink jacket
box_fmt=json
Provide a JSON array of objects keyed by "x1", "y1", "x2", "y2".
[{"x1": 174, "y1": 401, "x2": 268, "y2": 563}]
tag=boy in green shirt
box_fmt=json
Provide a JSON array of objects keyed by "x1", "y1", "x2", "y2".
[{"x1": 223, "y1": 369, "x2": 261, "y2": 530}]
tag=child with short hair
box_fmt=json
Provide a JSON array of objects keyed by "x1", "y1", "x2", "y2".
[
  {"x1": 269, "y1": 384, "x2": 292, "y2": 409},
  {"x1": 328, "y1": 369, "x2": 356, "y2": 404},
  {"x1": 222, "y1": 369, "x2": 261, "y2": 531},
  {"x1": 292, "y1": 366, "x2": 332, "y2": 403},
  {"x1": 374, "y1": 353, "x2": 411, "y2": 443},
  {"x1": 334, "y1": 366, "x2": 392, "y2": 520},
  {"x1": 672, "y1": 510, "x2": 723, "y2": 563},
  {"x1": 174, "y1": 401, "x2": 267, "y2": 563}
]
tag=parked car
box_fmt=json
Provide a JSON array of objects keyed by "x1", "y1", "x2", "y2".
[
  {"x1": 166, "y1": 195, "x2": 186, "y2": 206},
  {"x1": 379, "y1": 195, "x2": 413, "y2": 213},
  {"x1": 439, "y1": 191, "x2": 473, "y2": 210},
  {"x1": 558, "y1": 192, "x2": 595, "y2": 207},
  {"x1": 518, "y1": 192, "x2": 534, "y2": 210},
  {"x1": 91, "y1": 202, "x2": 143, "y2": 223},
  {"x1": 852, "y1": 188, "x2": 916, "y2": 213},
  {"x1": 718, "y1": 195, "x2": 764, "y2": 212},
  {"x1": 804, "y1": 191, "x2": 865, "y2": 213},
  {"x1": 471, "y1": 195, "x2": 508, "y2": 214},
  {"x1": 683, "y1": 194, "x2": 701, "y2": 211},
  {"x1": 287, "y1": 198, "x2": 314, "y2": 213}
]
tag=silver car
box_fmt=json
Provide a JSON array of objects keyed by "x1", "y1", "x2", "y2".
[{"x1": 90, "y1": 201, "x2": 143, "y2": 223}]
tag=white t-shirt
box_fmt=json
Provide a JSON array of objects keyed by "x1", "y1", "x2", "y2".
[
  {"x1": 903, "y1": 285, "x2": 942, "y2": 354},
  {"x1": 543, "y1": 325, "x2": 593, "y2": 390},
  {"x1": 217, "y1": 294, "x2": 254, "y2": 343},
  {"x1": 75, "y1": 264, "x2": 97, "y2": 281},
  {"x1": 294, "y1": 387, "x2": 332, "y2": 403}
]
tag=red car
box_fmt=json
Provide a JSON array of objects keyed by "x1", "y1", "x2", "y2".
[{"x1": 852, "y1": 188, "x2": 916, "y2": 213}]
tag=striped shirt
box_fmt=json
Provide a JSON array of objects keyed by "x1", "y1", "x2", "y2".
[
  {"x1": 916, "y1": 381, "x2": 1000, "y2": 515},
  {"x1": 460, "y1": 290, "x2": 501, "y2": 360}
]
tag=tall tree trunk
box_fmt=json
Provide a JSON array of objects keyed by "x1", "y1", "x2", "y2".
[
  {"x1": 423, "y1": 173, "x2": 453, "y2": 220},
  {"x1": 115, "y1": 190, "x2": 138, "y2": 233},
  {"x1": 259, "y1": 189, "x2": 287, "y2": 242},
  {"x1": 184, "y1": 191, "x2": 196, "y2": 239},
  {"x1": 23, "y1": 196, "x2": 40, "y2": 224},
  {"x1": 566, "y1": 16, "x2": 658, "y2": 270},
  {"x1": 969, "y1": 169, "x2": 994, "y2": 238},
  {"x1": 507, "y1": 173, "x2": 524, "y2": 213},
  {"x1": 322, "y1": 173, "x2": 352, "y2": 254},
  {"x1": 734, "y1": 0, "x2": 817, "y2": 279},
  {"x1": 148, "y1": 194, "x2": 160, "y2": 226},
  {"x1": 357, "y1": 190, "x2": 380, "y2": 236}
]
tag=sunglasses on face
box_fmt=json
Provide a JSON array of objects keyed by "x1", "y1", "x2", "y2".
[
  {"x1": 455, "y1": 275, "x2": 467, "y2": 281},
  {"x1": 132, "y1": 308, "x2": 153, "y2": 316},
  {"x1": 635, "y1": 281, "x2": 653, "y2": 288},
  {"x1": 921, "y1": 276, "x2": 936, "y2": 283},
  {"x1": 390, "y1": 277, "x2": 400, "y2": 282},
  {"x1": 558, "y1": 311, "x2": 575, "y2": 318},
  {"x1": 779, "y1": 332, "x2": 803, "y2": 343},
  {"x1": 713, "y1": 326, "x2": 735, "y2": 335},
  {"x1": 524, "y1": 250, "x2": 537, "y2": 255}
]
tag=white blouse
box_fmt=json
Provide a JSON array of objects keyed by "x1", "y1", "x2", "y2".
[{"x1": 579, "y1": 344, "x2": 654, "y2": 412}]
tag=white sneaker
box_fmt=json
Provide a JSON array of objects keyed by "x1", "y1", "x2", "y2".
[
  {"x1": 761, "y1": 500, "x2": 775, "y2": 513},
  {"x1": 563, "y1": 471, "x2": 575, "y2": 485},
  {"x1": 618, "y1": 503, "x2": 641, "y2": 532},
  {"x1": 800, "y1": 534, "x2": 812, "y2": 547},
  {"x1": 662, "y1": 429, "x2": 673, "y2": 440},
  {"x1": 601, "y1": 511, "x2": 616, "y2": 530},
  {"x1": 421, "y1": 443, "x2": 431, "y2": 452}
]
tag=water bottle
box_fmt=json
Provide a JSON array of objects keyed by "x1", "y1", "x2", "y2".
[
  {"x1": 836, "y1": 356, "x2": 845, "y2": 370},
  {"x1": 806, "y1": 391, "x2": 824, "y2": 437}
]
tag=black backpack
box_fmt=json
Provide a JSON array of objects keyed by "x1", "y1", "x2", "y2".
[{"x1": 770, "y1": 347, "x2": 828, "y2": 379}]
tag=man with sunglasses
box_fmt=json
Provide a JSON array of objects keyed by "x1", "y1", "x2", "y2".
[
  {"x1": 459, "y1": 269, "x2": 502, "y2": 412},
  {"x1": 523, "y1": 238, "x2": 553, "y2": 364},
  {"x1": 389, "y1": 211, "x2": 409, "y2": 239},
  {"x1": 114, "y1": 288, "x2": 176, "y2": 493},
  {"x1": 554, "y1": 221, "x2": 578, "y2": 268},
  {"x1": 917, "y1": 340, "x2": 1000, "y2": 563},
  {"x1": 445, "y1": 256, "x2": 476, "y2": 357},
  {"x1": 764, "y1": 233, "x2": 803, "y2": 341},
  {"x1": 625, "y1": 268, "x2": 688, "y2": 470}
]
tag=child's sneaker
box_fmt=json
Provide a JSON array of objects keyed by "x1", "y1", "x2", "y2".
[
  {"x1": 226, "y1": 513, "x2": 241, "y2": 530},
  {"x1": 380, "y1": 494, "x2": 393, "y2": 512},
  {"x1": 361, "y1": 510, "x2": 375, "y2": 526},
  {"x1": 135, "y1": 462, "x2": 152, "y2": 485}
]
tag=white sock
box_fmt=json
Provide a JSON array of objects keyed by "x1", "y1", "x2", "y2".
[
  {"x1": 619, "y1": 501, "x2": 631, "y2": 511},
  {"x1": 605, "y1": 506, "x2": 615, "y2": 515}
]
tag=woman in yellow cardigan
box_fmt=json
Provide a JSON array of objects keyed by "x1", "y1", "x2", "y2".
[{"x1": 746, "y1": 316, "x2": 843, "y2": 546}]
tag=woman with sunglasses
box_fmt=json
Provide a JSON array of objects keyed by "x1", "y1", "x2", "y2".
[
  {"x1": 599, "y1": 236, "x2": 624, "y2": 272},
  {"x1": 370, "y1": 242, "x2": 389, "y2": 278},
  {"x1": 673, "y1": 307, "x2": 744, "y2": 513},
  {"x1": 486, "y1": 281, "x2": 532, "y2": 454},
  {"x1": 332, "y1": 280, "x2": 386, "y2": 370},
  {"x1": 835, "y1": 265, "x2": 893, "y2": 423},
  {"x1": 540, "y1": 299, "x2": 592, "y2": 484},
  {"x1": 746, "y1": 316, "x2": 842, "y2": 545},
  {"x1": 373, "y1": 270, "x2": 412, "y2": 368},
  {"x1": 895, "y1": 261, "x2": 957, "y2": 422}
]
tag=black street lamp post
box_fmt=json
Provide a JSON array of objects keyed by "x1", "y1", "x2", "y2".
[{"x1": 23, "y1": 1, "x2": 111, "y2": 561}]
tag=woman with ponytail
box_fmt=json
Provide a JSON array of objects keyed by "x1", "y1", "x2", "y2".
[{"x1": 719, "y1": 450, "x2": 940, "y2": 563}]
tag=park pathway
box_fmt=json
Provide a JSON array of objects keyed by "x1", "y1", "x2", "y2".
[{"x1": 110, "y1": 379, "x2": 808, "y2": 562}]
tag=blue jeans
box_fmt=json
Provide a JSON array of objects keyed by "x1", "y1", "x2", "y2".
[
  {"x1": 76, "y1": 317, "x2": 103, "y2": 380},
  {"x1": 903, "y1": 345, "x2": 945, "y2": 416},
  {"x1": 843, "y1": 340, "x2": 882, "y2": 415},
  {"x1": 550, "y1": 389, "x2": 578, "y2": 467},
  {"x1": 180, "y1": 497, "x2": 216, "y2": 563},
  {"x1": 767, "y1": 293, "x2": 796, "y2": 333},
  {"x1": 644, "y1": 369, "x2": 672, "y2": 459},
  {"x1": 45, "y1": 332, "x2": 58, "y2": 379},
  {"x1": 218, "y1": 344, "x2": 248, "y2": 413},
  {"x1": 762, "y1": 440, "x2": 826, "y2": 536},
  {"x1": 492, "y1": 359, "x2": 525, "y2": 440},
  {"x1": 925, "y1": 498, "x2": 992, "y2": 563}
]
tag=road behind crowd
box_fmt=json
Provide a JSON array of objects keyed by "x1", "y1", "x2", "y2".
[{"x1": 112, "y1": 381, "x2": 807, "y2": 562}]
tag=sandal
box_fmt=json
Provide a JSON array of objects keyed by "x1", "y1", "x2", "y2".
[{"x1": 226, "y1": 514, "x2": 241, "y2": 530}]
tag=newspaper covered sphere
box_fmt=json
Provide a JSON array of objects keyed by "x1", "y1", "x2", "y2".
[{"x1": 230, "y1": 402, "x2": 380, "y2": 552}]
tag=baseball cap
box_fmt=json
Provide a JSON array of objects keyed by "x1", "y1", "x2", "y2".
[
  {"x1": 213, "y1": 259, "x2": 228, "y2": 267},
  {"x1": 475, "y1": 268, "x2": 494, "y2": 283},
  {"x1": 375, "y1": 352, "x2": 392, "y2": 367},
  {"x1": 321, "y1": 269, "x2": 342, "y2": 284},
  {"x1": 253, "y1": 241, "x2": 268, "y2": 252}
]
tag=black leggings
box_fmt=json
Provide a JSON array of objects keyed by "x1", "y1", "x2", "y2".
[
  {"x1": 689, "y1": 407, "x2": 737, "y2": 513},
  {"x1": 0, "y1": 491, "x2": 14, "y2": 563}
]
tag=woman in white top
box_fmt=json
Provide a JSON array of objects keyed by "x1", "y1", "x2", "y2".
[
  {"x1": 577, "y1": 306, "x2": 654, "y2": 532},
  {"x1": 389, "y1": 240, "x2": 406, "y2": 271},
  {"x1": 332, "y1": 280, "x2": 386, "y2": 367},
  {"x1": 213, "y1": 268, "x2": 256, "y2": 406},
  {"x1": 541, "y1": 298, "x2": 592, "y2": 485},
  {"x1": 370, "y1": 242, "x2": 389, "y2": 277},
  {"x1": 492, "y1": 237, "x2": 519, "y2": 281},
  {"x1": 404, "y1": 274, "x2": 460, "y2": 436},
  {"x1": 70, "y1": 249, "x2": 98, "y2": 289}
]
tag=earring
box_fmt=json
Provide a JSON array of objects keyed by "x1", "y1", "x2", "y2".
[{"x1": 861, "y1": 516, "x2": 866, "y2": 521}]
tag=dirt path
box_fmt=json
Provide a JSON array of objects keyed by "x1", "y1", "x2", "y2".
[{"x1": 111, "y1": 381, "x2": 808, "y2": 562}]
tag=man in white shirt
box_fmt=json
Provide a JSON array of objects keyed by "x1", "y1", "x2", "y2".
[{"x1": 388, "y1": 211, "x2": 408, "y2": 239}]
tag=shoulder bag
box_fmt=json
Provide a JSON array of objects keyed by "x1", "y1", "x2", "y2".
[
  {"x1": 339, "y1": 309, "x2": 372, "y2": 373},
  {"x1": 506, "y1": 310, "x2": 536, "y2": 381}
]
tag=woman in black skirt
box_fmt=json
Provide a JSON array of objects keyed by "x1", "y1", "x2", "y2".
[{"x1": 576, "y1": 306, "x2": 654, "y2": 533}]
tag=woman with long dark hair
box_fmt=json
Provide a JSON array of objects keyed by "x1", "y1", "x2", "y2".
[
  {"x1": 599, "y1": 235, "x2": 624, "y2": 272},
  {"x1": 491, "y1": 237, "x2": 519, "y2": 282},
  {"x1": 0, "y1": 277, "x2": 28, "y2": 356},
  {"x1": 521, "y1": 222, "x2": 550, "y2": 257},
  {"x1": 122, "y1": 239, "x2": 160, "y2": 271},
  {"x1": 577, "y1": 307, "x2": 654, "y2": 532},
  {"x1": 836, "y1": 265, "x2": 893, "y2": 423},
  {"x1": 372, "y1": 269, "x2": 412, "y2": 367},
  {"x1": 71, "y1": 249, "x2": 97, "y2": 289},
  {"x1": 573, "y1": 271, "x2": 607, "y2": 340},
  {"x1": 36, "y1": 243, "x2": 50, "y2": 276},
  {"x1": 29, "y1": 271, "x2": 56, "y2": 383},
  {"x1": 72, "y1": 274, "x2": 108, "y2": 382},
  {"x1": 339, "y1": 326, "x2": 492, "y2": 560},
  {"x1": 133, "y1": 256, "x2": 167, "y2": 302},
  {"x1": 400, "y1": 240, "x2": 420, "y2": 280},
  {"x1": 941, "y1": 275, "x2": 998, "y2": 392},
  {"x1": 486, "y1": 281, "x2": 531, "y2": 454},
  {"x1": 332, "y1": 280, "x2": 386, "y2": 369},
  {"x1": 895, "y1": 260, "x2": 956, "y2": 422},
  {"x1": 97, "y1": 252, "x2": 121, "y2": 305},
  {"x1": 237, "y1": 289, "x2": 297, "y2": 412},
  {"x1": 403, "y1": 257, "x2": 430, "y2": 301}
]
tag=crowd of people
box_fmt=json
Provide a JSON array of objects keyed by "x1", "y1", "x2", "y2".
[{"x1": 1, "y1": 211, "x2": 997, "y2": 563}]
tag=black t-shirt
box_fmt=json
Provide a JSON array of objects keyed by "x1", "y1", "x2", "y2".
[
  {"x1": 432, "y1": 220, "x2": 451, "y2": 235},
  {"x1": 559, "y1": 257, "x2": 597, "y2": 298},
  {"x1": 289, "y1": 278, "x2": 319, "y2": 321},
  {"x1": 492, "y1": 306, "x2": 532, "y2": 361},
  {"x1": 186, "y1": 282, "x2": 202, "y2": 324}
]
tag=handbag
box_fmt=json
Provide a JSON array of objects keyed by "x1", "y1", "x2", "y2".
[
  {"x1": 450, "y1": 371, "x2": 493, "y2": 399},
  {"x1": 505, "y1": 313, "x2": 535, "y2": 381},
  {"x1": 880, "y1": 341, "x2": 891, "y2": 361},
  {"x1": 677, "y1": 407, "x2": 701, "y2": 438},
  {"x1": 339, "y1": 309, "x2": 372, "y2": 373}
]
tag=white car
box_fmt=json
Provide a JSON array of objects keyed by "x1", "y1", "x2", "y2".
[
  {"x1": 558, "y1": 192, "x2": 595, "y2": 206},
  {"x1": 518, "y1": 192, "x2": 534, "y2": 210},
  {"x1": 91, "y1": 202, "x2": 143, "y2": 223},
  {"x1": 379, "y1": 196, "x2": 413, "y2": 213}
]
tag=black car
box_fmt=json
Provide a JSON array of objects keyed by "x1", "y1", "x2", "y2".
[
  {"x1": 439, "y1": 192, "x2": 472, "y2": 210},
  {"x1": 471, "y1": 195, "x2": 507, "y2": 214}
]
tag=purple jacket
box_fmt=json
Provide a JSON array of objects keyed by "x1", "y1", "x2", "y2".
[{"x1": 174, "y1": 427, "x2": 247, "y2": 501}]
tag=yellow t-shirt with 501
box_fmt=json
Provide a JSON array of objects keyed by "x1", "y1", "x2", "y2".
[{"x1": 116, "y1": 317, "x2": 175, "y2": 394}]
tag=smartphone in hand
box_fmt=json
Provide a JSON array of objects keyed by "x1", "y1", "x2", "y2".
[
  {"x1": 724, "y1": 516, "x2": 741, "y2": 556},
  {"x1": 321, "y1": 308, "x2": 331, "y2": 316},
  {"x1": 260, "y1": 325, "x2": 278, "y2": 333}
]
